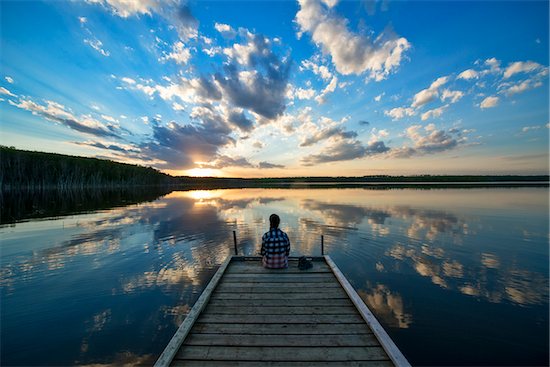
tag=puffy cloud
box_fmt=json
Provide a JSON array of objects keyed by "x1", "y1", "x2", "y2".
[
  {"x1": 215, "y1": 34, "x2": 291, "y2": 119},
  {"x1": 300, "y1": 59, "x2": 332, "y2": 81},
  {"x1": 227, "y1": 109, "x2": 254, "y2": 131},
  {"x1": 441, "y1": 89, "x2": 464, "y2": 104},
  {"x1": 421, "y1": 105, "x2": 448, "y2": 121},
  {"x1": 9, "y1": 98, "x2": 120, "y2": 138},
  {"x1": 384, "y1": 107, "x2": 415, "y2": 120},
  {"x1": 295, "y1": 0, "x2": 410, "y2": 80},
  {"x1": 500, "y1": 79, "x2": 543, "y2": 96},
  {"x1": 86, "y1": 0, "x2": 198, "y2": 40},
  {"x1": 374, "y1": 93, "x2": 384, "y2": 102},
  {"x1": 389, "y1": 124, "x2": 466, "y2": 158},
  {"x1": 5, "y1": 76, "x2": 14, "y2": 84},
  {"x1": 140, "y1": 117, "x2": 234, "y2": 169},
  {"x1": 411, "y1": 76, "x2": 448, "y2": 108},
  {"x1": 85, "y1": 0, "x2": 161, "y2": 17},
  {"x1": 300, "y1": 125, "x2": 357, "y2": 147},
  {"x1": 457, "y1": 69, "x2": 479, "y2": 80},
  {"x1": 160, "y1": 41, "x2": 191, "y2": 65},
  {"x1": 204, "y1": 155, "x2": 254, "y2": 169},
  {"x1": 315, "y1": 76, "x2": 338, "y2": 104},
  {"x1": 480, "y1": 96, "x2": 499, "y2": 109},
  {"x1": 302, "y1": 139, "x2": 390, "y2": 165},
  {"x1": 503, "y1": 61, "x2": 545, "y2": 79},
  {"x1": 214, "y1": 23, "x2": 237, "y2": 38}
]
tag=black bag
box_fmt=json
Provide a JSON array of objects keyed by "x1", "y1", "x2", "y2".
[{"x1": 297, "y1": 256, "x2": 313, "y2": 270}]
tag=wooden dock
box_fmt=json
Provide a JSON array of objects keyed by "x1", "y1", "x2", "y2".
[{"x1": 155, "y1": 256, "x2": 410, "y2": 367}]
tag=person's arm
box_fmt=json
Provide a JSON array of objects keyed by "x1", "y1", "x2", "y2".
[{"x1": 260, "y1": 233, "x2": 266, "y2": 256}]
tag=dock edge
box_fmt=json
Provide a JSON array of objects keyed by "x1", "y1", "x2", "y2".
[{"x1": 325, "y1": 255, "x2": 411, "y2": 367}]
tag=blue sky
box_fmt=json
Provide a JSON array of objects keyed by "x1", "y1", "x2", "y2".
[{"x1": 1, "y1": 0, "x2": 548, "y2": 177}]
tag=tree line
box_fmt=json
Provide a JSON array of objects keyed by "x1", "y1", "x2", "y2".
[{"x1": 0, "y1": 146, "x2": 175, "y2": 190}]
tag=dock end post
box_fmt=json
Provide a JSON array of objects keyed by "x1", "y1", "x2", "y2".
[{"x1": 233, "y1": 230, "x2": 238, "y2": 255}]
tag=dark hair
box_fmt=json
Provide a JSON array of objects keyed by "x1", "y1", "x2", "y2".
[{"x1": 269, "y1": 214, "x2": 280, "y2": 229}]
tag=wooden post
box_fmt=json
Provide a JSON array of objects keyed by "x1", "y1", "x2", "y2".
[
  {"x1": 321, "y1": 235, "x2": 324, "y2": 255},
  {"x1": 233, "y1": 230, "x2": 238, "y2": 255}
]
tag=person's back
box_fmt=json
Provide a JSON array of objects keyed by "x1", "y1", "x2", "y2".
[{"x1": 261, "y1": 214, "x2": 290, "y2": 269}]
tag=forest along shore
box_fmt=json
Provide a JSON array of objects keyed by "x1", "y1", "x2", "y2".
[{"x1": 2, "y1": 146, "x2": 549, "y2": 192}]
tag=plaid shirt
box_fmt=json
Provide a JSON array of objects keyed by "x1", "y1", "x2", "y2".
[{"x1": 261, "y1": 228, "x2": 290, "y2": 269}]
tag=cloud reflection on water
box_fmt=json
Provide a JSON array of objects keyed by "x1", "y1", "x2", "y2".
[{"x1": 1, "y1": 187, "x2": 547, "y2": 366}]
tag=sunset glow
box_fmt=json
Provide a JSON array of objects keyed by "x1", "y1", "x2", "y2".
[{"x1": 1, "y1": 1, "x2": 548, "y2": 176}]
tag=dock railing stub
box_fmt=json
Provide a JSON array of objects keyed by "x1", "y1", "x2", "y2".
[
  {"x1": 324, "y1": 255, "x2": 411, "y2": 367},
  {"x1": 154, "y1": 255, "x2": 233, "y2": 367}
]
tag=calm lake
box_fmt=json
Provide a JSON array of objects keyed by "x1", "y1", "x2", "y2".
[{"x1": 1, "y1": 187, "x2": 548, "y2": 366}]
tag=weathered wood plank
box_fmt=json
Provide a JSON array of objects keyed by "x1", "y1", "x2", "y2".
[
  {"x1": 185, "y1": 334, "x2": 381, "y2": 347},
  {"x1": 232, "y1": 256, "x2": 326, "y2": 262},
  {"x1": 190, "y1": 323, "x2": 374, "y2": 335},
  {"x1": 217, "y1": 281, "x2": 340, "y2": 288},
  {"x1": 203, "y1": 305, "x2": 358, "y2": 315},
  {"x1": 221, "y1": 277, "x2": 336, "y2": 283},
  {"x1": 206, "y1": 298, "x2": 353, "y2": 307},
  {"x1": 215, "y1": 286, "x2": 341, "y2": 293},
  {"x1": 227, "y1": 264, "x2": 330, "y2": 273},
  {"x1": 173, "y1": 361, "x2": 393, "y2": 367},
  {"x1": 325, "y1": 256, "x2": 409, "y2": 367},
  {"x1": 224, "y1": 273, "x2": 334, "y2": 279},
  {"x1": 176, "y1": 346, "x2": 390, "y2": 361},
  {"x1": 226, "y1": 268, "x2": 331, "y2": 274},
  {"x1": 197, "y1": 314, "x2": 365, "y2": 324},
  {"x1": 210, "y1": 290, "x2": 347, "y2": 300},
  {"x1": 154, "y1": 256, "x2": 233, "y2": 367}
]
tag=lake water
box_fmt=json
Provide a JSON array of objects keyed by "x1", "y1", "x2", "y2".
[{"x1": 1, "y1": 187, "x2": 548, "y2": 366}]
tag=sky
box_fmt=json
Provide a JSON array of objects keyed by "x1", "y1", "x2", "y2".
[{"x1": 0, "y1": 0, "x2": 548, "y2": 177}]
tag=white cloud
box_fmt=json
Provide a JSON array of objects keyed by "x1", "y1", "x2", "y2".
[
  {"x1": 0, "y1": 86, "x2": 16, "y2": 97},
  {"x1": 5, "y1": 76, "x2": 14, "y2": 84},
  {"x1": 315, "y1": 76, "x2": 338, "y2": 104},
  {"x1": 78, "y1": 16, "x2": 88, "y2": 23},
  {"x1": 500, "y1": 79, "x2": 543, "y2": 96},
  {"x1": 9, "y1": 97, "x2": 119, "y2": 137},
  {"x1": 411, "y1": 76, "x2": 448, "y2": 108},
  {"x1": 214, "y1": 23, "x2": 237, "y2": 38},
  {"x1": 503, "y1": 61, "x2": 544, "y2": 79},
  {"x1": 480, "y1": 96, "x2": 499, "y2": 109},
  {"x1": 84, "y1": 38, "x2": 110, "y2": 56},
  {"x1": 85, "y1": 0, "x2": 160, "y2": 18},
  {"x1": 300, "y1": 59, "x2": 332, "y2": 81},
  {"x1": 441, "y1": 89, "x2": 464, "y2": 104},
  {"x1": 161, "y1": 41, "x2": 191, "y2": 65},
  {"x1": 374, "y1": 93, "x2": 384, "y2": 102},
  {"x1": 121, "y1": 77, "x2": 136, "y2": 85},
  {"x1": 294, "y1": 87, "x2": 316, "y2": 100},
  {"x1": 384, "y1": 106, "x2": 415, "y2": 120},
  {"x1": 172, "y1": 102, "x2": 185, "y2": 111},
  {"x1": 101, "y1": 114, "x2": 118, "y2": 123},
  {"x1": 457, "y1": 69, "x2": 479, "y2": 80},
  {"x1": 295, "y1": 0, "x2": 410, "y2": 80},
  {"x1": 420, "y1": 105, "x2": 448, "y2": 121}
]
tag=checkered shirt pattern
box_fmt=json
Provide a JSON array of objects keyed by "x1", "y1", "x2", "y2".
[{"x1": 261, "y1": 228, "x2": 290, "y2": 269}]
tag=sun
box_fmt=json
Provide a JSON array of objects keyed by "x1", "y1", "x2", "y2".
[{"x1": 185, "y1": 168, "x2": 220, "y2": 177}]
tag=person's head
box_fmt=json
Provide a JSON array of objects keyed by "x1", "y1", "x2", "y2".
[{"x1": 269, "y1": 214, "x2": 280, "y2": 229}]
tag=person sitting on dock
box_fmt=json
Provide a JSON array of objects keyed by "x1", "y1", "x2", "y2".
[{"x1": 261, "y1": 214, "x2": 290, "y2": 269}]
